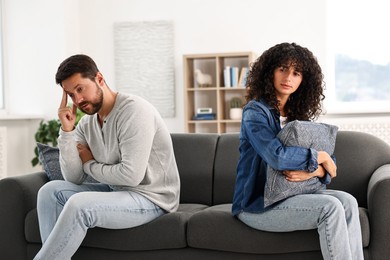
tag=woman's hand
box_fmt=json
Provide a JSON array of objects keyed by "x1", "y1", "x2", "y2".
[
  {"x1": 283, "y1": 170, "x2": 311, "y2": 182},
  {"x1": 318, "y1": 151, "x2": 337, "y2": 178},
  {"x1": 283, "y1": 165, "x2": 326, "y2": 182}
]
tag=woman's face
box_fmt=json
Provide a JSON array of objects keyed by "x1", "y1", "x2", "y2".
[{"x1": 273, "y1": 65, "x2": 303, "y2": 100}]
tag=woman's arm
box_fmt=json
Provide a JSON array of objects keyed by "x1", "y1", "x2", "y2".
[
  {"x1": 243, "y1": 105, "x2": 319, "y2": 173},
  {"x1": 283, "y1": 151, "x2": 336, "y2": 183}
]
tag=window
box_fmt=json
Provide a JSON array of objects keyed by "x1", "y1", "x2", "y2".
[
  {"x1": 0, "y1": 1, "x2": 3, "y2": 110},
  {"x1": 327, "y1": 0, "x2": 390, "y2": 113}
]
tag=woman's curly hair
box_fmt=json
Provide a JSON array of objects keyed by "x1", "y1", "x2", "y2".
[{"x1": 246, "y1": 42, "x2": 325, "y2": 121}]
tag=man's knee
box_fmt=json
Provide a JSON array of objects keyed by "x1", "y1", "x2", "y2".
[
  {"x1": 64, "y1": 194, "x2": 96, "y2": 227},
  {"x1": 38, "y1": 180, "x2": 76, "y2": 207},
  {"x1": 38, "y1": 180, "x2": 65, "y2": 201}
]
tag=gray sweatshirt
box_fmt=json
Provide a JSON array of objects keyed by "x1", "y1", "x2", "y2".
[{"x1": 58, "y1": 93, "x2": 180, "y2": 212}]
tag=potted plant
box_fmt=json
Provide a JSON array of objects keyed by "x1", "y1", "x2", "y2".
[
  {"x1": 229, "y1": 97, "x2": 244, "y2": 120},
  {"x1": 31, "y1": 108, "x2": 85, "y2": 167}
]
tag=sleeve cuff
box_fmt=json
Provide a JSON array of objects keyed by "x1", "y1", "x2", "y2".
[
  {"x1": 82, "y1": 159, "x2": 95, "y2": 175},
  {"x1": 319, "y1": 173, "x2": 332, "y2": 184},
  {"x1": 307, "y1": 148, "x2": 319, "y2": 173}
]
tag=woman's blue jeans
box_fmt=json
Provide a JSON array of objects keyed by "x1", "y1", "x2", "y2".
[
  {"x1": 238, "y1": 189, "x2": 364, "y2": 260},
  {"x1": 34, "y1": 180, "x2": 164, "y2": 260}
]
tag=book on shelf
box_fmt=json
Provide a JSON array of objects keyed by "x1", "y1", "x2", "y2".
[
  {"x1": 192, "y1": 113, "x2": 216, "y2": 120},
  {"x1": 231, "y1": 67, "x2": 239, "y2": 87},
  {"x1": 223, "y1": 66, "x2": 231, "y2": 87},
  {"x1": 223, "y1": 66, "x2": 249, "y2": 87},
  {"x1": 238, "y1": 67, "x2": 249, "y2": 87}
]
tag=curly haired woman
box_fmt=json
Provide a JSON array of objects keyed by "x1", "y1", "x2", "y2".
[{"x1": 232, "y1": 42, "x2": 363, "y2": 260}]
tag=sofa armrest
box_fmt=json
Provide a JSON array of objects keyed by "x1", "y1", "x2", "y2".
[
  {"x1": 367, "y1": 164, "x2": 390, "y2": 259},
  {"x1": 0, "y1": 172, "x2": 48, "y2": 260}
]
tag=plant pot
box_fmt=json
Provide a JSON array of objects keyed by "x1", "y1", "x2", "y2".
[{"x1": 229, "y1": 108, "x2": 243, "y2": 120}]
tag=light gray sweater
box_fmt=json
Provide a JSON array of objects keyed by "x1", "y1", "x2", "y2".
[{"x1": 58, "y1": 93, "x2": 180, "y2": 212}]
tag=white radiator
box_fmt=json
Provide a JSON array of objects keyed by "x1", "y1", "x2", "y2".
[
  {"x1": 323, "y1": 116, "x2": 390, "y2": 145},
  {"x1": 339, "y1": 121, "x2": 390, "y2": 145},
  {"x1": 0, "y1": 127, "x2": 7, "y2": 179}
]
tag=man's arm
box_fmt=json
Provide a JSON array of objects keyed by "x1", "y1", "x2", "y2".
[
  {"x1": 82, "y1": 98, "x2": 156, "y2": 186},
  {"x1": 58, "y1": 129, "x2": 85, "y2": 184},
  {"x1": 57, "y1": 90, "x2": 85, "y2": 184}
]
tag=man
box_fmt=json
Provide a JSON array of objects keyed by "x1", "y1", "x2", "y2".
[{"x1": 34, "y1": 54, "x2": 180, "y2": 260}]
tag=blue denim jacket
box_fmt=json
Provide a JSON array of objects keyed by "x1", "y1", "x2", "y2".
[{"x1": 232, "y1": 99, "x2": 331, "y2": 215}]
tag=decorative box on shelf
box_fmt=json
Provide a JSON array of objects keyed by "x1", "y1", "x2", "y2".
[{"x1": 192, "y1": 113, "x2": 216, "y2": 120}]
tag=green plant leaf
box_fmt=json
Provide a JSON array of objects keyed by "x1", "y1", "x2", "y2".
[{"x1": 31, "y1": 108, "x2": 85, "y2": 166}]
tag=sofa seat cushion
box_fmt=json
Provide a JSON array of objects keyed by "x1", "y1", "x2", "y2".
[
  {"x1": 25, "y1": 203, "x2": 208, "y2": 251},
  {"x1": 187, "y1": 204, "x2": 369, "y2": 254}
]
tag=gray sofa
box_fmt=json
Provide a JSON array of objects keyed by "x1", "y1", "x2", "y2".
[{"x1": 1, "y1": 131, "x2": 390, "y2": 260}]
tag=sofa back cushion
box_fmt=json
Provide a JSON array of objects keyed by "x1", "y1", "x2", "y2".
[
  {"x1": 172, "y1": 131, "x2": 390, "y2": 208},
  {"x1": 213, "y1": 133, "x2": 240, "y2": 205},
  {"x1": 171, "y1": 133, "x2": 219, "y2": 205},
  {"x1": 211, "y1": 131, "x2": 390, "y2": 208},
  {"x1": 330, "y1": 131, "x2": 390, "y2": 207}
]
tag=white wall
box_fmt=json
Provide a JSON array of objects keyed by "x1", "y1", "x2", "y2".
[
  {"x1": 77, "y1": 0, "x2": 328, "y2": 132},
  {"x1": 0, "y1": 0, "x2": 329, "y2": 176},
  {"x1": 2, "y1": 0, "x2": 328, "y2": 127},
  {"x1": 0, "y1": 0, "x2": 81, "y2": 175}
]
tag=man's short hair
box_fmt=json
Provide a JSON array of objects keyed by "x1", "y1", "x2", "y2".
[{"x1": 55, "y1": 54, "x2": 99, "y2": 86}]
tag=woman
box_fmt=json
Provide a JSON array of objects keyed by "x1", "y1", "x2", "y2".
[{"x1": 232, "y1": 42, "x2": 363, "y2": 260}]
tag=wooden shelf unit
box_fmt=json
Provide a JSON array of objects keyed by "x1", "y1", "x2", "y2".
[{"x1": 183, "y1": 52, "x2": 255, "y2": 133}]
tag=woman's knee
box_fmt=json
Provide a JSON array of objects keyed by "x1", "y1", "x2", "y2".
[
  {"x1": 318, "y1": 190, "x2": 359, "y2": 215},
  {"x1": 337, "y1": 192, "x2": 359, "y2": 217},
  {"x1": 340, "y1": 192, "x2": 359, "y2": 208},
  {"x1": 327, "y1": 191, "x2": 359, "y2": 214},
  {"x1": 320, "y1": 196, "x2": 346, "y2": 219}
]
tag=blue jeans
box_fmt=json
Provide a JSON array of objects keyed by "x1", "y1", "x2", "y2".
[
  {"x1": 34, "y1": 180, "x2": 164, "y2": 260},
  {"x1": 238, "y1": 189, "x2": 363, "y2": 260}
]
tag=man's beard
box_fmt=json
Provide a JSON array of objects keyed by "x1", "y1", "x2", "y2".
[{"x1": 79, "y1": 84, "x2": 103, "y2": 115}]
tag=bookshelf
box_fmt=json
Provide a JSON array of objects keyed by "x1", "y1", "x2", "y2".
[{"x1": 183, "y1": 52, "x2": 255, "y2": 133}]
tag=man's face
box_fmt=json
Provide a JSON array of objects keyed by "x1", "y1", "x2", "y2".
[{"x1": 62, "y1": 73, "x2": 103, "y2": 115}]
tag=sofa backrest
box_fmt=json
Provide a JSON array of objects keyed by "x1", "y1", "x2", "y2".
[
  {"x1": 213, "y1": 133, "x2": 240, "y2": 205},
  {"x1": 171, "y1": 133, "x2": 219, "y2": 205},
  {"x1": 330, "y1": 131, "x2": 390, "y2": 208},
  {"x1": 172, "y1": 131, "x2": 390, "y2": 208}
]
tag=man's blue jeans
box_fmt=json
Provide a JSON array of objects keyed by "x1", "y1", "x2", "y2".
[
  {"x1": 238, "y1": 189, "x2": 364, "y2": 260},
  {"x1": 34, "y1": 180, "x2": 164, "y2": 260}
]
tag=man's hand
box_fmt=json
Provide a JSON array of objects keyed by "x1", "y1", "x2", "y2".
[
  {"x1": 58, "y1": 89, "x2": 77, "y2": 132},
  {"x1": 77, "y1": 143, "x2": 94, "y2": 164}
]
